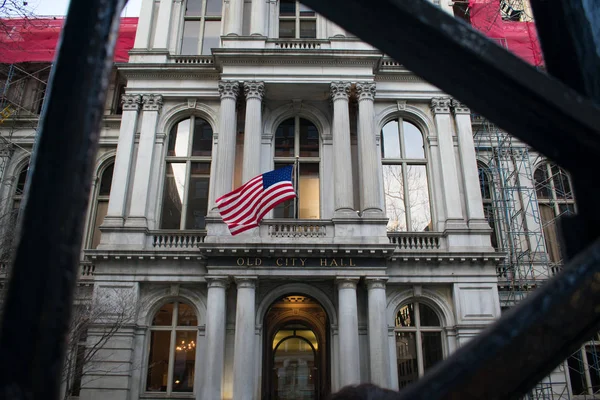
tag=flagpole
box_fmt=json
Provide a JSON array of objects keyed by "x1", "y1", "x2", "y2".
[{"x1": 294, "y1": 156, "x2": 299, "y2": 219}]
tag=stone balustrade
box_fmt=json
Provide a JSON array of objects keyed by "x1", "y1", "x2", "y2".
[
  {"x1": 387, "y1": 232, "x2": 443, "y2": 251},
  {"x1": 265, "y1": 220, "x2": 330, "y2": 238},
  {"x1": 151, "y1": 230, "x2": 207, "y2": 249},
  {"x1": 169, "y1": 55, "x2": 214, "y2": 65}
]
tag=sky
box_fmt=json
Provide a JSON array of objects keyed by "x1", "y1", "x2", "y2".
[{"x1": 25, "y1": 0, "x2": 142, "y2": 17}]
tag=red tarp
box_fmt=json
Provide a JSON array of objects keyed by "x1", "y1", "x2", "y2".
[
  {"x1": 469, "y1": 0, "x2": 543, "y2": 66},
  {"x1": 0, "y1": 17, "x2": 138, "y2": 63}
]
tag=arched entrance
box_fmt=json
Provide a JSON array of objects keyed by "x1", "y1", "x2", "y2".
[{"x1": 262, "y1": 295, "x2": 329, "y2": 400}]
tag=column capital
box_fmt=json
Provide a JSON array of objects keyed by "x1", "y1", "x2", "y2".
[
  {"x1": 122, "y1": 94, "x2": 142, "y2": 111},
  {"x1": 336, "y1": 277, "x2": 360, "y2": 289},
  {"x1": 330, "y1": 81, "x2": 351, "y2": 102},
  {"x1": 243, "y1": 81, "x2": 265, "y2": 101},
  {"x1": 234, "y1": 276, "x2": 258, "y2": 288},
  {"x1": 218, "y1": 80, "x2": 240, "y2": 100},
  {"x1": 142, "y1": 94, "x2": 163, "y2": 112},
  {"x1": 451, "y1": 98, "x2": 471, "y2": 115},
  {"x1": 206, "y1": 276, "x2": 229, "y2": 288},
  {"x1": 430, "y1": 97, "x2": 452, "y2": 115},
  {"x1": 355, "y1": 82, "x2": 376, "y2": 102},
  {"x1": 365, "y1": 277, "x2": 388, "y2": 290}
]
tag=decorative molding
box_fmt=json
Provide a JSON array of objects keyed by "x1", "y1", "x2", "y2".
[
  {"x1": 235, "y1": 277, "x2": 258, "y2": 289},
  {"x1": 396, "y1": 100, "x2": 407, "y2": 111},
  {"x1": 218, "y1": 80, "x2": 240, "y2": 101},
  {"x1": 430, "y1": 97, "x2": 452, "y2": 114},
  {"x1": 336, "y1": 277, "x2": 359, "y2": 289},
  {"x1": 330, "y1": 81, "x2": 351, "y2": 102},
  {"x1": 187, "y1": 98, "x2": 197, "y2": 108},
  {"x1": 206, "y1": 276, "x2": 229, "y2": 289},
  {"x1": 366, "y1": 277, "x2": 388, "y2": 290},
  {"x1": 170, "y1": 283, "x2": 180, "y2": 296},
  {"x1": 142, "y1": 94, "x2": 163, "y2": 112},
  {"x1": 356, "y1": 82, "x2": 376, "y2": 102},
  {"x1": 243, "y1": 81, "x2": 265, "y2": 101},
  {"x1": 121, "y1": 94, "x2": 142, "y2": 111},
  {"x1": 451, "y1": 98, "x2": 471, "y2": 115}
]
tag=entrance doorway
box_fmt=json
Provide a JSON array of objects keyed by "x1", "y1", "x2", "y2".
[{"x1": 263, "y1": 295, "x2": 329, "y2": 400}]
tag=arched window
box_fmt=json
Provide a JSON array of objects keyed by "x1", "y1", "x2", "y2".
[
  {"x1": 533, "y1": 162, "x2": 575, "y2": 266},
  {"x1": 1, "y1": 160, "x2": 28, "y2": 260},
  {"x1": 478, "y1": 163, "x2": 499, "y2": 249},
  {"x1": 273, "y1": 117, "x2": 320, "y2": 219},
  {"x1": 181, "y1": 0, "x2": 222, "y2": 55},
  {"x1": 278, "y1": 0, "x2": 316, "y2": 39},
  {"x1": 146, "y1": 301, "x2": 198, "y2": 393},
  {"x1": 395, "y1": 301, "x2": 443, "y2": 388},
  {"x1": 161, "y1": 117, "x2": 212, "y2": 230},
  {"x1": 89, "y1": 162, "x2": 114, "y2": 249},
  {"x1": 381, "y1": 119, "x2": 431, "y2": 231}
]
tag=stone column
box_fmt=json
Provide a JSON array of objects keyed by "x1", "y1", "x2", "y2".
[
  {"x1": 152, "y1": 0, "x2": 174, "y2": 49},
  {"x1": 330, "y1": 82, "x2": 356, "y2": 218},
  {"x1": 430, "y1": 97, "x2": 465, "y2": 228},
  {"x1": 232, "y1": 277, "x2": 257, "y2": 400},
  {"x1": 250, "y1": 0, "x2": 266, "y2": 36},
  {"x1": 356, "y1": 82, "x2": 384, "y2": 217},
  {"x1": 337, "y1": 277, "x2": 360, "y2": 386},
  {"x1": 242, "y1": 82, "x2": 265, "y2": 182},
  {"x1": 226, "y1": 0, "x2": 243, "y2": 35},
  {"x1": 366, "y1": 278, "x2": 390, "y2": 388},
  {"x1": 201, "y1": 277, "x2": 228, "y2": 400},
  {"x1": 210, "y1": 81, "x2": 239, "y2": 213},
  {"x1": 452, "y1": 99, "x2": 487, "y2": 226},
  {"x1": 104, "y1": 94, "x2": 141, "y2": 227},
  {"x1": 127, "y1": 94, "x2": 163, "y2": 226},
  {"x1": 133, "y1": 0, "x2": 154, "y2": 48}
]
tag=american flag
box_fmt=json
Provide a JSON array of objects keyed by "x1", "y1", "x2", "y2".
[{"x1": 216, "y1": 166, "x2": 296, "y2": 235}]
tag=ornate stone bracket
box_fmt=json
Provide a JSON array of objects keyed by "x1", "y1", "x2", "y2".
[
  {"x1": 430, "y1": 97, "x2": 452, "y2": 114},
  {"x1": 122, "y1": 94, "x2": 142, "y2": 111},
  {"x1": 451, "y1": 98, "x2": 471, "y2": 115},
  {"x1": 142, "y1": 94, "x2": 163, "y2": 112},
  {"x1": 218, "y1": 80, "x2": 240, "y2": 100},
  {"x1": 330, "y1": 81, "x2": 352, "y2": 102},
  {"x1": 244, "y1": 81, "x2": 265, "y2": 101},
  {"x1": 355, "y1": 82, "x2": 376, "y2": 101}
]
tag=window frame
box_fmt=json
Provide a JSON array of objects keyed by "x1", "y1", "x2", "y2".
[
  {"x1": 478, "y1": 162, "x2": 500, "y2": 250},
  {"x1": 394, "y1": 300, "x2": 445, "y2": 386},
  {"x1": 381, "y1": 117, "x2": 432, "y2": 232},
  {"x1": 272, "y1": 115, "x2": 321, "y2": 219},
  {"x1": 277, "y1": 0, "x2": 317, "y2": 39},
  {"x1": 179, "y1": 0, "x2": 222, "y2": 55},
  {"x1": 160, "y1": 115, "x2": 213, "y2": 230},
  {"x1": 86, "y1": 160, "x2": 114, "y2": 249},
  {"x1": 145, "y1": 300, "x2": 199, "y2": 395},
  {"x1": 567, "y1": 335, "x2": 600, "y2": 397}
]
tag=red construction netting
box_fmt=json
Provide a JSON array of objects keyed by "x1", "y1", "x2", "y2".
[
  {"x1": 0, "y1": 17, "x2": 138, "y2": 63},
  {"x1": 468, "y1": 0, "x2": 543, "y2": 66}
]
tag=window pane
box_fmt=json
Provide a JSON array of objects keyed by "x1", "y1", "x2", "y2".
[
  {"x1": 403, "y1": 121, "x2": 425, "y2": 159},
  {"x1": 146, "y1": 331, "x2": 171, "y2": 392},
  {"x1": 568, "y1": 350, "x2": 587, "y2": 395},
  {"x1": 299, "y1": 163, "x2": 319, "y2": 219},
  {"x1": 99, "y1": 164, "x2": 114, "y2": 195},
  {"x1": 299, "y1": 118, "x2": 319, "y2": 157},
  {"x1": 396, "y1": 304, "x2": 415, "y2": 327},
  {"x1": 91, "y1": 200, "x2": 108, "y2": 249},
  {"x1": 419, "y1": 304, "x2": 440, "y2": 326},
  {"x1": 396, "y1": 331, "x2": 418, "y2": 389},
  {"x1": 185, "y1": 163, "x2": 210, "y2": 229},
  {"x1": 551, "y1": 165, "x2": 573, "y2": 199},
  {"x1": 161, "y1": 163, "x2": 187, "y2": 229},
  {"x1": 383, "y1": 165, "x2": 406, "y2": 231},
  {"x1": 540, "y1": 204, "x2": 560, "y2": 264},
  {"x1": 273, "y1": 162, "x2": 295, "y2": 218},
  {"x1": 192, "y1": 118, "x2": 213, "y2": 156},
  {"x1": 181, "y1": 20, "x2": 201, "y2": 55},
  {"x1": 484, "y1": 204, "x2": 499, "y2": 249},
  {"x1": 279, "y1": 0, "x2": 295, "y2": 16},
  {"x1": 587, "y1": 346, "x2": 600, "y2": 393},
  {"x1": 201, "y1": 20, "x2": 221, "y2": 55},
  {"x1": 407, "y1": 165, "x2": 431, "y2": 231},
  {"x1": 173, "y1": 331, "x2": 196, "y2": 392},
  {"x1": 279, "y1": 20, "x2": 295, "y2": 38},
  {"x1": 205, "y1": 0, "x2": 223, "y2": 16},
  {"x1": 16, "y1": 164, "x2": 29, "y2": 195},
  {"x1": 534, "y1": 166, "x2": 550, "y2": 199},
  {"x1": 275, "y1": 119, "x2": 295, "y2": 157},
  {"x1": 478, "y1": 166, "x2": 491, "y2": 200},
  {"x1": 299, "y1": 20, "x2": 316, "y2": 39},
  {"x1": 153, "y1": 302, "x2": 175, "y2": 326},
  {"x1": 382, "y1": 121, "x2": 401, "y2": 159},
  {"x1": 298, "y1": 3, "x2": 315, "y2": 16},
  {"x1": 169, "y1": 119, "x2": 191, "y2": 157},
  {"x1": 421, "y1": 332, "x2": 443, "y2": 371},
  {"x1": 177, "y1": 303, "x2": 198, "y2": 326},
  {"x1": 185, "y1": 0, "x2": 203, "y2": 15}
]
